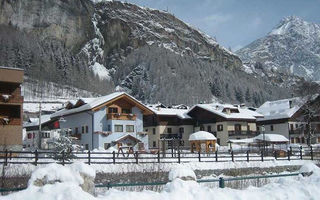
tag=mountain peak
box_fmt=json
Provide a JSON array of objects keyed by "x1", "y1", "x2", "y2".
[{"x1": 269, "y1": 16, "x2": 305, "y2": 36}]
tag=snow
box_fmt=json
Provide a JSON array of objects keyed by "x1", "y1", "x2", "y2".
[
  {"x1": 149, "y1": 107, "x2": 191, "y2": 119},
  {"x1": 256, "y1": 97, "x2": 303, "y2": 121},
  {"x1": 299, "y1": 162, "x2": 320, "y2": 176},
  {"x1": 190, "y1": 103, "x2": 263, "y2": 120},
  {"x1": 23, "y1": 114, "x2": 52, "y2": 128},
  {"x1": 168, "y1": 167, "x2": 196, "y2": 181},
  {"x1": 4, "y1": 162, "x2": 320, "y2": 200},
  {"x1": 189, "y1": 131, "x2": 216, "y2": 141},
  {"x1": 254, "y1": 134, "x2": 289, "y2": 143},
  {"x1": 90, "y1": 62, "x2": 111, "y2": 80}
]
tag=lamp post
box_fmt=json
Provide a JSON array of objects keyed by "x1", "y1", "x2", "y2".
[
  {"x1": 261, "y1": 125, "x2": 266, "y2": 153},
  {"x1": 59, "y1": 117, "x2": 67, "y2": 136}
]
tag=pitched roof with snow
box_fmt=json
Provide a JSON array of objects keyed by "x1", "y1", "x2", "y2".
[
  {"x1": 51, "y1": 92, "x2": 153, "y2": 118},
  {"x1": 149, "y1": 107, "x2": 192, "y2": 119},
  {"x1": 189, "y1": 131, "x2": 217, "y2": 141},
  {"x1": 229, "y1": 133, "x2": 289, "y2": 144},
  {"x1": 24, "y1": 114, "x2": 52, "y2": 128},
  {"x1": 256, "y1": 97, "x2": 303, "y2": 121},
  {"x1": 189, "y1": 103, "x2": 263, "y2": 120}
]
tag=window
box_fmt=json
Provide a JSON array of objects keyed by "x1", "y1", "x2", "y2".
[
  {"x1": 270, "y1": 125, "x2": 274, "y2": 131},
  {"x1": 27, "y1": 133, "x2": 32, "y2": 139},
  {"x1": 290, "y1": 124, "x2": 294, "y2": 131},
  {"x1": 122, "y1": 108, "x2": 131, "y2": 114},
  {"x1": 257, "y1": 127, "x2": 260, "y2": 131},
  {"x1": 108, "y1": 107, "x2": 118, "y2": 113},
  {"x1": 235, "y1": 124, "x2": 241, "y2": 132},
  {"x1": 75, "y1": 127, "x2": 78, "y2": 134},
  {"x1": 152, "y1": 128, "x2": 156, "y2": 135},
  {"x1": 104, "y1": 143, "x2": 110, "y2": 150},
  {"x1": 296, "y1": 137, "x2": 300, "y2": 143},
  {"x1": 33, "y1": 132, "x2": 35, "y2": 138},
  {"x1": 179, "y1": 127, "x2": 184, "y2": 134},
  {"x1": 301, "y1": 137, "x2": 305, "y2": 144},
  {"x1": 80, "y1": 126, "x2": 83, "y2": 133},
  {"x1": 167, "y1": 128, "x2": 172, "y2": 134},
  {"x1": 153, "y1": 141, "x2": 156, "y2": 148},
  {"x1": 295, "y1": 124, "x2": 298, "y2": 128},
  {"x1": 200, "y1": 126, "x2": 204, "y2": 131},
  {"x1": 217, "y1": 138, "x2": 220, "y2": 145},
  {"x1": 291, "y1": 138, "x2": 295, "y2": 143},
  {"x1": 217, "y1": 124, "x2": 223, "y2": 131},
  {"x1": 85, "y1": 126, "x2": 89, "y2": 133},
  {"x1": 115, "y1": 125, "x2": 123, "y2": 132},
  {"x1": 85, "y1": 144, "x2": 89, "y2": 150},
  {"x1": 126, "y1": 125, "x2": 134, "y2": 132},
  {"x1": 207, "y1": 125, "x2": 212, "y2": 132},
  {"x1": 107, "y1": 125, "x2": 111, "y2": 131},
  {"x1": 318, "y1": 137, "x2": 320, "y2": 143},
  {"x1": 247, "y1": 125, "x2": 250, "y2": 131}
]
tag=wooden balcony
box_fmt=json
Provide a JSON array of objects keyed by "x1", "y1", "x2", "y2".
[
  {"x1": 228, "y1": 131, "x2": 257, "y2": 136},
  {"x1": 0, "y1": 93, "x2": 23, "y2": 104},
  {"x1": 107, "y1": 113, "x2": 136, "y2": 121}
]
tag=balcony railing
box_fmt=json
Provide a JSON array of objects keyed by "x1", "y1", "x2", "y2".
[
  {"x1": 107, "y1": 113, "x2": 136, "y2": 121},
  {"x1": 289, "y1": 129, "x2": 305, "y2": 135},
  {"x1": 0, "y1": 93, "x2": 23, "y2": 104},
  {"x1": 228, "y1": 131, "x2": 257, "y2": 136},
  {"x1": 160, "y1": 133, "x2": 182, "y2": 140}
]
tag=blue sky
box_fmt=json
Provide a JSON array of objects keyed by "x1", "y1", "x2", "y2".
[{"x1": 126, "y1": 0, "x2": 320, "y2": 51}]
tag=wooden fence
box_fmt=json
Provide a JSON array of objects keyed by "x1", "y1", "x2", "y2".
[{"x1": 0, "y1": 146, "x2": 319, "y2": 166}]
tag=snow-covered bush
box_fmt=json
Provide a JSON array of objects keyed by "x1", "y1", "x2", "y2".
[
  {"x1": 52, "y1": 136, "x2": 75, "y2": 161},
  {"x1": 168, "y1": 167, "x2": 196, "y2": 181}
]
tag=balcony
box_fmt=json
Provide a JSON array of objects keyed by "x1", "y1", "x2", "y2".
[
  {"x1": 228, "y1": 131, "x2": 257, "y2": 136},
  {"x1": 289, "y1": 129, "x2": 305, "y2": 135},
  {"x1": 0, "y1": 94, "x2": 23, "y2": 104},
  {"x1": 107, "y1": 113, "x2": 136, "y2": 121}
]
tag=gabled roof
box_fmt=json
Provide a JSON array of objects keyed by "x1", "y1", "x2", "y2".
[
  {"x1": 24, "y1": 114, "x2": 52, "y2": 128},
  {"x1": 188, "y1": 103, "x2": 263, "y2": 120},
  {"x1": 51, "y1": 92, "x2": 154, "y2": 118},
  {"x1": 256, "y1": 97, "x2": 303, "y2": 121},
  {"x1": 149, "y1": 107, "x2": 192, "y2": 119}
]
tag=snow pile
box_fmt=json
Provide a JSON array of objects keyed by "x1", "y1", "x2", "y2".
[
  {"x1": 168, "y1": 167, "x2": 196, "y2": 181},
  {"x1": 189, "y1": 131, "x2": 216, "y2": 141},
  {"x1": 299, "y1": 162, "x2": 320, "y2": 177}
]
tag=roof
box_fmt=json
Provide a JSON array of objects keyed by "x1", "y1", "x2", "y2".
[
  {"x1": 0, "y1": 66, "x2": 24, "y2": 71},
  {"x1": 256, "y1": 97, "x2": 302, "y2": 121},
  {"x1": 229, "y1": 133, "x2": 289, "y2": 144},
  {"x1": 189, "y1": 103, "x2": 263, "y2": 120},
  {"x1": 103, "y1": 133, "x2": 141, "y2": 143},
  {"x1": 149, "y1": 107, "x2": 192, "y2": 119},
  {"x1": 51, "y1": 92, "x2": 153, "y2": 118},
  {"x1": 24, "y1": 114, "x2": 52, "y2": 128},
  {"x1": 189, "y1": 131, "x2": 217, "y2": 141}
]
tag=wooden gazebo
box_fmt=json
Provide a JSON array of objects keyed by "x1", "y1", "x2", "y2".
[{"x1": 189, "y1": 131, "x2": 217, "y2": 153}]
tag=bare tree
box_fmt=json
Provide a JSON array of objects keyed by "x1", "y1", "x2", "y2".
[{"x1": 295, "y1": 81, "x2": 320, "y2": 146}]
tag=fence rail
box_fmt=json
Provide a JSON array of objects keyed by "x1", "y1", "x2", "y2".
[
  {"x1": 0, "y1": 146, "x2": 319, "y2": 166},
  {"x1": 0, "y1": 172, "x2": 301, "y2": 193}
]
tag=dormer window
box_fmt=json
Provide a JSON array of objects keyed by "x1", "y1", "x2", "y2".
[{"x1": 108, "y1": 107, "x2": 118, "y2": 113}]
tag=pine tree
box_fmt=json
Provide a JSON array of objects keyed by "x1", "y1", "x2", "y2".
[{"x1": 245, "y1": 88, "x2": 251, "y2": 102}]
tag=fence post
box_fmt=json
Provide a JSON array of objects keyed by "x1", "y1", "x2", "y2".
[
  {"x1": 112, "y1": 151, "x2": 115, "y2": 164},
  {"x1": 35, "y1": 150, "x2": 38, "y2": 166},
  {"x1": 274, "y1": 150, "x2": 277, "y2": 160},
  {"x1": 4, "y1": 149, "x2": 8, "y2": 166},
  {"x1": 231, "y1": 151, "x2": 234, "y2": 162},
  {"x1": 62, "y1": 150, "x2": 65, "y2": 166},
  {"x1": 246, "y1": 150, "x2": 249, "y2": 162},
  {"x1": 219, "y1": 177, "x2": 225, "y2": 188},
  {"x1": 287, "y1": 150, "x2": 290, "y2": 161},
  {"x1": 157, "y1": 150, "x2": 160, "y2": 163},
  {"x1": 88, "y1": 150, "x2": 91, "y2": 165},
  {"x1": 198, "y1": 151, "x2": 201, "y2": 162},
  {"x1": 310, "y1": 146, "x2": 313, "y2": 160},
  {"x1": 300, "y1": 146, "x2": 303, "y2": 160},
  {"x1": 9, "y1": 151, "x2": 12, "y2": 160},
  {"x1": 135, "y1": 152, "x2": 139, "y2": 164},
  {"x1": 178, "y1": 151, "x2": 180, "y2": 164},
  {"x1": 215, "y1": 150, "x2": 218, "y2": 162},
  {"x1": 261, "y1": 150, "x2": 264, "y2": 162}
]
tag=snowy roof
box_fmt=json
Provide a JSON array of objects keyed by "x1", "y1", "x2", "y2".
[
  {"x1": 24, "y1": 114, "x2": 52, "y2": 128},
  {"x1": 189, "y1": 103, "x2": 263, "y2": 120},
  {"x1": 149, "y1": 107, "x2": 192, "y2": 119},
  {"x1": 229, "y1": 133, "x2": 289, "y2": 144},
  {"x1": 51, "y1": 92, "x2": 152, "y2": 118},
  {"x1": 102, "y1": 133, "x2": 141, "y2": 143},
  {"x1": 189, "y1": 131, "x2": 216, "y2": 141},
  {"x1": 256, "y1": 97, "x2": 303, "y2": 121}
]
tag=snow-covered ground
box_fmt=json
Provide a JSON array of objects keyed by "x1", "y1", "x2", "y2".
[{"x1": 2, "y1": 162, "x2": 320, "y2": 200}]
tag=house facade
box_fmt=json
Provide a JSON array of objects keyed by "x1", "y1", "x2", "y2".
[
  {"x1": 23, "y1": 114, "x2": 60, "y2": 149},
  {"x1": 143, "y1": 106, "x2": 194, "y2": 149},
  {"x1": 51, "y1": 92, "x2": 153, "y2": 150},
  {"x1": 256, "y1": 97, "x2": 320, "y2": 144},
  {"x1": 187, "y1": 103, "x2": 263, "y2": 146},
  {"x1": 0, "y1": 66, "x2": 24, "y2": 150}
]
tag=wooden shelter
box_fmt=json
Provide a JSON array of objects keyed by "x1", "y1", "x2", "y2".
[{"x1": 189, "y1": 131, "x2": 217, "y2": 153}]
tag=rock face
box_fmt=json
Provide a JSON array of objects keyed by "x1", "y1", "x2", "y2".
[
  {"x1": 237, "y1": 16, "x2": 320, "y2": 81},
  {"x1": 0, "y1": 0, "x2": 292, "y2": 105}
]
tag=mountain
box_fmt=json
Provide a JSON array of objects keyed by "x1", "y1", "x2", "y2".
[
  {"x1": 237, "y1": 16, "x2": 320, "y2": 81},
  {"x1": 0, "y1": 0, "x2": 291, "y2": 106}
]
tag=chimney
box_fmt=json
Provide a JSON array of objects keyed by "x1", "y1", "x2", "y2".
[{"x1": 289, "y1": 100, "x2": 293, "y2": 108}]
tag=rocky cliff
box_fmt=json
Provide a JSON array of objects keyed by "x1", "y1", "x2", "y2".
[{"x1": 0, "y1": 0, "x2": 291, "y2": 105}]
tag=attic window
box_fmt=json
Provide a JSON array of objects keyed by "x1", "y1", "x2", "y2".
[
  {"x1": 108, "y1": 107, "x2": 118, "y2": 113},
  {"x1": 122, "y1": 108, "x2": 131, "y2": 114}
]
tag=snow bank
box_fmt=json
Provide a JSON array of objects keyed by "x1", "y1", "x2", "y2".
[
  {"x1": 299, "y1": 162, "x2": 320, "y2": 176},
  {"x1": 168, "y1": 167, "x2": 196, "y2": 181}
]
